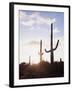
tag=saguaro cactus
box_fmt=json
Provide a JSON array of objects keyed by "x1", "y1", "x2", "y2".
[
  {"x1": 39, "y1": 40, "x2": 44, "y2": 62},
  {"x1": 29, "y1": 56, "x2": 31, "y2": 65},
  {"x1": 45, "y1": 23, "x2": 59, "y2": 63}
]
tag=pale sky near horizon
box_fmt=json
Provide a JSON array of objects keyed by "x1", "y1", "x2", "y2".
[{"x1": 19, "y1": 10, "x2": 64, "y2": 64}]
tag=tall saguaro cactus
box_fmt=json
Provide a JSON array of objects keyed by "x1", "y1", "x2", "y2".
[{"x1": 45, "y1": 23, "x2": 59, "y2": 63}]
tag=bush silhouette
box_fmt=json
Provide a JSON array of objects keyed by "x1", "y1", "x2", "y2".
[{"x1": 19, "y1": 60, "x2": 64, "y2": 79}]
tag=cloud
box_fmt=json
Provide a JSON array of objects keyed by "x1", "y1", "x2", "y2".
[
  {"x1": 53, "y1": 28, "x2": 60, "y2": 34},
  {"x1": 19, "y1": 11, "x2": 27, "y2": 20},
  {"x1": 22, "y1": 19, "x2": 34, "y2": 26},
  {"x1": 25, "y1": 41, "x2": 39, "y2": 46},
  {"x1": 20, "y1": 11, "x2": 56, "y2": 27}
]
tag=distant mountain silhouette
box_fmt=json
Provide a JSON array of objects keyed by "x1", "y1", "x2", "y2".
[{"x1": 19, "y1": 60, "x2": 64, "y2": 79}]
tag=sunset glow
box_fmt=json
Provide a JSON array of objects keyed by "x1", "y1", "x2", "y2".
[{"x1": 19, "y1": 10, "x2": 64, "y2": 64}]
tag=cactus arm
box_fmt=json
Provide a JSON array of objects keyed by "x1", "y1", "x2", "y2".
[
  {"x1": 45, "y1": 40, "x2": 59, "y2": 53},
  {"x1": 45, "y1": 49, "x2": 51, "y2": 53},
  {"x1": 53, "y1": 40, "x2": 59, "y2": 50}
]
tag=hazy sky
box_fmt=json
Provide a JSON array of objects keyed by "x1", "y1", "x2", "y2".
[{"x1": 19, "y1": 10, "x2": 64, "y2": 64}]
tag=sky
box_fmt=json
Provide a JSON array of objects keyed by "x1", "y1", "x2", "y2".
[{"x1": 19, "y1": 10, "x2": 64, "y2": 64}]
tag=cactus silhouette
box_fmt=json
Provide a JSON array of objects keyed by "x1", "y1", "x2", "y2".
[
  {"x1": 29, "y1": 56, "x2": 31, "y2": 65},
  {"x1": 45, "y1": 23, "x2": 59, "y2": 63},
  {"x1": 39, "y1": 40, "x2": 44, "y2": 62}
]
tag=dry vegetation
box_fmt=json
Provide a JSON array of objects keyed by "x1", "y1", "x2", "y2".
[{"x1": 19, "y1": 60, "x2": 64, "y2": 79}]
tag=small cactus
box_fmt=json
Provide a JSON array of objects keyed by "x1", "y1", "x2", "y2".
[{"x1": 39, "y1": 40, "x2": 44, "y2": 62}]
